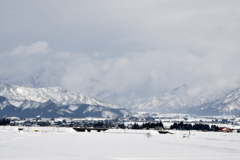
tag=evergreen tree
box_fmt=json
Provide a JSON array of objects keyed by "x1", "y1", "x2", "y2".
[
  {"x1": 132, "y1": 123, "x2": 139, "y2": 129},
  {"x1": 0, "y1": 118, "x2": 10, "y2": 125}
]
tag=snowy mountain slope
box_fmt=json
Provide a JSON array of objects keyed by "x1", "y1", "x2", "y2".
[
  {"x1": 0, "y1": 83, "x2": 131, "y2": 118},
  {"x1": 0, "y1": 96, "x2": 130, "y2": 118},
  {"x1": 127, "y1": 84, "x2": 230, "y2": 115},
  {"x1": 0, "y1": 96, "x2": 12, "y2": 110},
  {"x1": 0, "y1": 82, "x2": 119, "y2": 109},
  {"x1": 127, "y1": 85, "x2": 191, "y2": 112},
  {"x1": 183, "y1": 87, "x2": 240, "y2": 115}
]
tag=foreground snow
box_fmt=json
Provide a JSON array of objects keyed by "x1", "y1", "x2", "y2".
[{"x1": 0, "y1": 127, "x2": 240, "y2": 160}]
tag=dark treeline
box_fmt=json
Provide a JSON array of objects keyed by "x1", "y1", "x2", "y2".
[
  {"x1": 90, "y1": 121, "x2": 116, "y2": 128},
  {"x1": 92, "y1": 121, "x2": 164, "y2": 129},
  {"x1": 169, "y1": 122, "x2": 219, "y2": 131},
  {"x1": 0, "y1": 118, "x2": 10, "y2": 125},
  {"x1": 131, "y1": 122, "x2": 164, "y2": 129}
]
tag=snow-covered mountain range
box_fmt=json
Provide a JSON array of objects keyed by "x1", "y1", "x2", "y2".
[
  {"x1": 0, "y1": 83, "x2": 131, "y2": 118},
  {"x1": 184, "y1": 87, "x2": 240, "y2": 115},
  {"x1": 128, "y1": 85, "x2": 240, "y2": 115},
  {"x1": 1, "y1": 79, "x2": 240, "y2": 117},
  {"x1": 127, "y1": 85, "x2": 191, "y2": 112}
]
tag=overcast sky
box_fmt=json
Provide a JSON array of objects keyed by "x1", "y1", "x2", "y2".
[{"x1": 1, "y1": 0, "x2": 240, "y2": 104}]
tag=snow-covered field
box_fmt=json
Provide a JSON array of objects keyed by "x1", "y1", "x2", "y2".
[{"x1": 1, "y1": 127, "x2": 240, "y2": 160}]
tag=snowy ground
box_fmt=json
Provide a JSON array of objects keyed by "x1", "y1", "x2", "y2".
[{"x1": 1, "y1": 127, "x2": 240, "y2": 160}]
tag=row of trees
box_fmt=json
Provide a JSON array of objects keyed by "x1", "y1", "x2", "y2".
[
  {"x1": 170, "y1": 122, "x2": 219, "y2": 131},
  {"x1": 91, "y1": 121, "x2": 165, "y2": 129},
  {"x1": 0, "y1": 118, "x2": 10, "y2": 125},
  {"x1": 131, "y1": 122, "x2": 164, "y2": 129}
]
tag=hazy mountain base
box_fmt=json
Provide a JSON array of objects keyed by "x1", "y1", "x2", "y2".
[{"x1": 131, "y1": 101, "x2": 240, "y2": 116}]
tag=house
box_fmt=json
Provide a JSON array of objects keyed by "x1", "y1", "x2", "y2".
[
  {"x1": 218, "y1": 127, "x2": 229, "y2": 132},
  {"x1": 229, "y1": 129, "x2": 238, "y2": 133}
]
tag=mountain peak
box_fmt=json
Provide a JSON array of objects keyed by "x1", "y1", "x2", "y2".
[
  {"x1": 171, "y1": 84, "x2": 188, "y2": 95},
  {"x1": 129, "y1": 83, "x2": 240, "y2": 115},
  {"x1": 0, "y1": 83, "x2": 131, "y2": 118},
  {"x1": 0, "y1": 83, "x2": 120, "y2": 108}
]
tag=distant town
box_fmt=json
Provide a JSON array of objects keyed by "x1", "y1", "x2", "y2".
[{"x1": 1, "y1": 112, "x2": 240, "y2": 133}]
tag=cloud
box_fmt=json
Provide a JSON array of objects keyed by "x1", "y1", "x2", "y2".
[
  {"x1": 1, "y1": 1, "x2": 240, "y2": 104},
  {"x1": 10, "y1": 41, "x2": 49, "y2": 56},
  {"x1": 1, "y1": 0, "x2": 240, "y2": 54},
  {"x1": 1, "y1": 41, "x2": 240, "y2": 104}
]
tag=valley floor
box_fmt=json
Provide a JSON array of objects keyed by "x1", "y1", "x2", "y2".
[{"x1": 0, "y1": 127, "x2": 240, "y2": 160}]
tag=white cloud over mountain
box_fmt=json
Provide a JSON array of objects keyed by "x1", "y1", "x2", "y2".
[{"x1": 0, "y1": 0, "x2": 240, "y2": 104}]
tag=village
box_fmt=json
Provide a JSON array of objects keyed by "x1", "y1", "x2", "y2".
[{"x1": 1, "y1": 112, "x2": 240, "y2": 133}]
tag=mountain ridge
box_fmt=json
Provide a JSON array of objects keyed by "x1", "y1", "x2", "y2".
[
  {"x1": 0, "y1": 83, "x2": 131, "y2": 118},
  {"x1": 128, "y1": 85, "x2": 240, "y2": 115}
]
